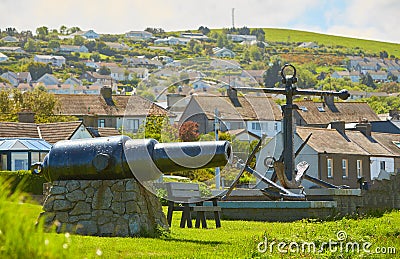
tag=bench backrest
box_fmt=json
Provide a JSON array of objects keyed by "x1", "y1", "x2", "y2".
[{"x1": 165, "y1": 182, "x2": 201, "y2": 203}]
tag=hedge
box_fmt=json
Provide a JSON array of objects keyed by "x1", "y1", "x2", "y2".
[{"x1": 0, "y1": 170, "x2": 46, "y2": 195}]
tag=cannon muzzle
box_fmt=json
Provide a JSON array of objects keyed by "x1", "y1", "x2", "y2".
[{"x1": 31, "y1": 136, "x2": 231, "y2": 182}]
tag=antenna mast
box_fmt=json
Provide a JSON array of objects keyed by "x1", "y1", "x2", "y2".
[{"x1": 232, "y1": 8, "x2": 235, "y2": 29}]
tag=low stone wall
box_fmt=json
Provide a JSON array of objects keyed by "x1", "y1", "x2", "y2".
[{"x1": 40, "y1": 179, "x2": 168, "y2": 237}]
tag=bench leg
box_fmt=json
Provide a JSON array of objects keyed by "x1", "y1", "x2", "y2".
[
  {"x1": 213, "y1": 199, "x2": 221, "y2": 228},
  {"x1": 167, "y1": 201, "x2": 174, "y2": 226},
  {"x1": 195, "y1": 211, "x2": 207, "y2": 228},
  {"x1": 181, "y1": 204, "x2": 192, "y2": 228}
]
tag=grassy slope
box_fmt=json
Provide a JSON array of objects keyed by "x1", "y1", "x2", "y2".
[
  {"x1": 15, "y1": 202, "x2": 400, "y2": 258},
  {"x1": 212, "y1": 28, "x2": 400, "y2": 57}
]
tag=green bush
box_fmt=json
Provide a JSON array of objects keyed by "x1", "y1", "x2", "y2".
[{"x1": 0, "y1": 170, "x2": 46, "y2": 195}]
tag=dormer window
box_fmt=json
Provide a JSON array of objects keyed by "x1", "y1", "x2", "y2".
[{"x1": 317, "y1": 106, "x2": 325, "y2": 112}]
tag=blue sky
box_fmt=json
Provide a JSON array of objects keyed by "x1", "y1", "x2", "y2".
[{"x1": 1, "y1": 0, "x2": 399, "y2": 43}]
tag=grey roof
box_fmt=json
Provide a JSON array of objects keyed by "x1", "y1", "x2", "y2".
[{"x1": 0, "y1": 138, "x2": 52, "y2": 151}]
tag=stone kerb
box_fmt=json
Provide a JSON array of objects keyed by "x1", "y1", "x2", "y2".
[{"x1": 40, "y1": 178, "x2": 168, "y2": 237}]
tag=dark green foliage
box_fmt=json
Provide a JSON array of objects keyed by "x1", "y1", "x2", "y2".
[
  {"x1": 27, "y1": 61, "x2": 52, "y2": 80},
  {"x1": 264, "y1": 60, "x2": 282, "y2": 87},
  {"x1": 0, "y1": 170, "x2": 46, "y2": 194}
]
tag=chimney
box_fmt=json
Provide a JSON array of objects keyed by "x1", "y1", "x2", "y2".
[
  {"x1": 356, "y1": 122, "x2": 372, "y2": 137},
  {"x1": 227, "y1": 87, "x2": 241, "y2": 107},
  {"x1": 330, "y1": 120, "x2": 345, "y2": 134},
  {"x1": 100, "y1": 87, "x2": 114, "y2": 106},
  {"x1": 18, "y1": 111, "x2": 35, "y2": 123}
]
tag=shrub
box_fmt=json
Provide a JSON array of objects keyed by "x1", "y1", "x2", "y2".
[{"x1": 0, "y1": 170, "x2": 46, "y2": 195}]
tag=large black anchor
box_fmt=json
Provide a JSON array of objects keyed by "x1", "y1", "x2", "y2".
[{"x1": 223, "y1": 64, "x2": 350, "y2": 200}]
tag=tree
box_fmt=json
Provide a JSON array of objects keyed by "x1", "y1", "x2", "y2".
[
  {"x1": 90, "y1": 52, "x2": 101, "y2": 62},
  {"x1": 264, "y1": 60, "x2": 281, "y2": 87},
  {"x1": 5, "y1": 27, "x2": 17, "y2": 36},
  {"x1": 48, "y1": 40, "x2": 60, "y2": 50},
  {"x1": 250, "y1": 28, "x2": 265, "y2": 41},
  {"x1": 179, "y1": 121, "x2": 200, "y2": 141},
  {"x1": 26, "y1": 62, "x2": 52, "y2": 81},
  {"x1": 198, "y1": 26, "x2": 210, "y2": 35},
  {"x1": 249, "y1": 45, "x2": 262, "y2": 61},
  {"x1": 360, "y1": 73, "x2": 376, "y2": 88},
  {"x1": 132, "y1": 115, "x2": 177, "y2": 142},
  {"x1": 36, "y1": 26, "x2": 49, "y2": 40},
  {"x1": 24, "y1": 38, "x2": 40, "y2": 52},
  {"x1": 98, "y1": 65, "x2": 111, "y2": 75},
  {"x1": 59, "y1": 25, "x2": 67, "y2": 35},
  {"x1": 73, "y1": 35, "x2": 85, "y2": 46},
  {"x1": 0, "y1": 88, "x2": 76, "y2": 123},
  {"x1": 68, "y1": 27, "x2": 81, "y2": 34}
]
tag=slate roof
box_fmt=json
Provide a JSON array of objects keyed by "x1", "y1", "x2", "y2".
[
  {"x1": 55, "y1": 94, "x2": 176, "y2": 117},
  {"x1": 296, "y1": 126, "x2": 398, "y2": 157},
  {"x1": 0, "y1": 121, "x2": 86, "y2": 144},
  {"x1": 190, "y1": 95, "x2": 282, "y2": 121},
  {"x1": 295, "y1": 100, "x2": 380, "y2": 125}
]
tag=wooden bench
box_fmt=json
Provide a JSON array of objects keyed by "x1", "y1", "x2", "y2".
[{"x1": 165, "y1": 182, "x2": 221, "y2": 228}]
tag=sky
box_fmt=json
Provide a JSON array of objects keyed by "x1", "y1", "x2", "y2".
[{"x1": 1, "y1": 0, "x2": 399, "y2": 43}]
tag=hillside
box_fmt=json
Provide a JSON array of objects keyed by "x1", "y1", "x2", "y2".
[{"x1": 212, "y1": 27, "x2": 400, "y2": 57}]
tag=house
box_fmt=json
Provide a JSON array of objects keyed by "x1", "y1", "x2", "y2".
[
  {"x1": 70, "y1": 29, "x2": 100, "y2": 39},
  {"x1": 212, "y1": 47, "x2": 236, "y2": 58},
  {"x1": 389, "y1": 70, "x2": 400, "y2": 82},
  {"x1": 227, "y1": 34, "x2": 257, "y2": 42},
  {"x1": 64, "y1": 77, "x2": 82, "y2": 86},
  {"x1": 17, "y1": 83, "x2": 33, "y2": 92},
  {"x1": 37, "y1": 73, "x2": 60, "y2": 86},
  {"x1": 210, "y1": 59, "x2": 241, "y2": 70},
  {"x1": 227, "y1": 128, "x2": 260, "y2": 142},
  {"x1": 104, "y1": 42, "x2": 131, "y2": 51},
  {"x1": 55, "y1": 87, "x2": 176, "y2": 133},
  {"x1": 179, "y1": 89, "x2": 282, "y2": 137},
  {"x1": 84, "y1": 60, "x2": 100, "y2": 69},
  {"x1": 191, "y1": 79, "x2": 211, "y2": 91},
  {"x1": 0, "y1": 120, "x2": 93, "y2": 144},
  {"x1": 331, "y1": 71, "x2": 361, "y2": 83},
  {"x1": 59, "y1": 45, "x2": 89, "y2": 53},
  {"x1": 0, "y1": 138, "x2": 51, "y2": 171},
  {"x1": 356, "y1": 61, "x2": 378, "y2": 73},
  {"x1": 125, "y1": 31, "x2": 153, "y2": 40},
  {"x1": 0, "y1": 53, "x2": 8, "y2": 62},
  {"x1": 348, "y1": 91, "x2": 388, "y2": 100},
  {"x1": 297, "y1": 42, "x2": 319, "y2": 48},
  {"x1": 109, "y1": 67, "x2": 149, "y2": 81},
  {"x1": 383, "y1": 59, "x2": 400, "y2": 71},
  {"x1": 80, "y1": 71, "x2": 112, "y2": 84},
  {"x1": 148, "y1": 46, "x2": 175, "y2": 53},
  {"x1": 294, "y1": 97, "x2": 380, "y2": 127},
  {"x1": 154, "y1": 37, "x2": 190, "y2": 45},
  {"x1": 86, "y1": 127, "x2": 120, "y2": 137},
  {"x1": 0, "y1": 46, "x2": 24, "y2": 53},
  {"x1": 34, "y1": 55, "x2": 66, "y2": 67},
  {"x1": 366, "y1": 70, "x2": 388, "y2": 83},
  {"x1": 256, "y1": 122, "x2": 400, "y2": 189},
  {"x1": 180, "y1": 32, "x2": 209, "y2": 41},
  {"x1": 241, "y1": 70, "x2": 266, "y2": 85},
  {"x1": 0, "y1": 71, "x2": 32, "y2": 86},
  {"x1": 122, "y1": 57, "x2": 163, "y2": 69},
  {"x1": 1, "y1": 36, "x2": 19, "y2": 42},
  {"x1": 346, "y1": 56, "x2": 365, "y2": 70}
]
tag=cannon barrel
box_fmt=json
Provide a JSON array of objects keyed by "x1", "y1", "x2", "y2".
[{"x1": 32, "y1": 136, "x2": 231, "y2": 182}]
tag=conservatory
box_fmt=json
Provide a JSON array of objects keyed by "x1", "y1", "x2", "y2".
[{"x1": 0, "y1": 138, "x2": 51, "y2": 171}]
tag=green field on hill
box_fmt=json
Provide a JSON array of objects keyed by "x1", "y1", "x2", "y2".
[{"x1": 212, "y1": 27, "x2": 400, "y2": 57}]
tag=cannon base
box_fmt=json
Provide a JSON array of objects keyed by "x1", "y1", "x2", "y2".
[{"x1": 39, "y1": 179, "x2": 168, "y2": 237}]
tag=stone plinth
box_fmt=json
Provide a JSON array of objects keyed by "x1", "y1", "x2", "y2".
[{"x1": 40, "y1": 179, "x2": 168, "y2": 237}]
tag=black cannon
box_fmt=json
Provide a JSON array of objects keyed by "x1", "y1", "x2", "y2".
[{"x1": 31, "y1": 136, "x2": 231, "y2": 182}]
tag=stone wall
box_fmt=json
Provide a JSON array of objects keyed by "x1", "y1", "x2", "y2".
[{"x1": 40, "y1": 179, "x2": 168, "y2": 237}]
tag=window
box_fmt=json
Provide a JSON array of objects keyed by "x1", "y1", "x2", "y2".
[
  {"x1": 11, "y1": 152, "x2": 28, "y2": 171},
  {"x1": 98, "y1": 119, "x2": 105, "y2": 128},
  {"x1": 126, "y1": 119, "x2": 139, "y2": 131},
  {"x1": 327, "y1": 158, "x2": 333, "y2": 178},
  {"x1": 342, "y1": 159, "x2": 348, "y2": 178},
  {"x1": 274, "y1": 122, "x2": 278, "y2": 131},
  {"x1": 252, "y1": 122, "x2": 261, "y2": 131},
  {"x1": 1, "y1": 154, "x2": 7, "y2": 170},
  {"x1": 357, "y1": 160, "x2": 363, "y2": 178},
  {"x1": 31, "y1": 152, "x2": 40, "y2": 164},
  {"x1": 380, "y1": 161, "x2": 386, "y2": 171}
]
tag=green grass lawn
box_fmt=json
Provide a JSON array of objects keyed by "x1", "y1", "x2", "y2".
[{"x1": 3, "y1": 200, "x2": 400, "y2": 258}]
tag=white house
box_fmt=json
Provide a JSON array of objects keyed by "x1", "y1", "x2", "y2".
[
  {"x1": 0, "y1": 53, "x2": 8, "y2": 62},
  {"x1": 71, "y1": 30, "x2": 100, "y2": 39},
  {"x1": 298, "y1": 42, "x2": 319, "y2": 48},
  {"x1": 125, "y1": 31, "x2": 153, "y2": 40},
  {"x1": 0, "y1": 46, "x2": 24, "y2": 53},
  {"x1": 227, "y1": 34, "x2": 257, "y2": 42},
  {"x1": 154, "y1": 37, "x2": 190, "y2": 45},
  {"x1": 213, "y1": 47, "x2": 236, "y2": 58},
  {"x1": 34, "y1": 55, "x2": 66, "y2": 67},
  {"x1": 59, "y1": 45, "x2": 89, "y2": 53},
  {"x1": 1, "y1": 36, "x2": 18, "y2": 42}
]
